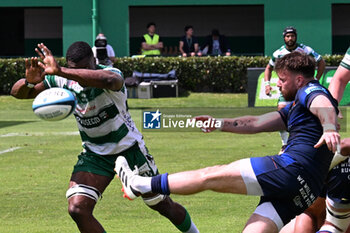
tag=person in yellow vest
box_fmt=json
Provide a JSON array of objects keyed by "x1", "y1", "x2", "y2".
[{"x1": 141, "y1": 22, "x2": 163, "y2": 56}]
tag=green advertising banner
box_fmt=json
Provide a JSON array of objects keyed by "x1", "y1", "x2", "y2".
[
  {"x1": 254, "y1": 71, "x2": 279, "y2": 107},
  {"x1": 319, "y1": 69, "x2": 350, "y2": 106},
  {"x1": 254, "y1": 68, "x2": 350, "y2": 107}
]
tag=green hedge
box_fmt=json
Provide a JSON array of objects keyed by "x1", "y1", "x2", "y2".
[{"x1": 0, "y1": 55, "x2": 344, "y2": 95}]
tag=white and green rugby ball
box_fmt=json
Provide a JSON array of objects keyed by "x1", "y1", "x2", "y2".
[{"x1": 32, "y1": 88, "x2": 77, "y2": 121}]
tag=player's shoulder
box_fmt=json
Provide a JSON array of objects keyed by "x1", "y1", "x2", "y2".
[
  {"x1": 341, "y1": 47, "x2": 350, "y2": 70},
  {"x1": 295, "y1": 81, "x2": 328, "y2": 107},
  {"x1": 300, "y1": 81, "x2": 328, "y2": 96},
  {"x1": 298, "y1": 43, "x2": 314, "y2": 52},
  {"x1": 272, "y1": 45, "x2": 286, "y2": 57},
  {"x1": 97, "y1": 65, "x2": 123, "y2": 77}
]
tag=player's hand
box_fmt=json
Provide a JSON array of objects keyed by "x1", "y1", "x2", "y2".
[
  {"x1": 338, "y1": 109, "x2": 343, "y2": 119},
  {"x1": 194, "y1": 115, "x2": 220, "y2": 133},
  {"x1": 265, "y1": 85, "x2": 272, "y2": 96},
  {"x1": 36, "y1": 43, "x2": 61, "y2": 75},
  {"x1": 314, "y1": 131, "x2": 340, "y2": 153},
  {"x1": 25, "y1": 57, "x2": 44, "y2": 84}
]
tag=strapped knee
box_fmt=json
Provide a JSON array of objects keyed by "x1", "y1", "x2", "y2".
[
  {"x1": 66, "y1": 184, "x2": 102, "y2": 202},
  {"x1": 142, "y1": 194, "x2": 165, "y2": 206},
  {"x1": 320, "y1": 200, "x2": 350, "y2": 233}
]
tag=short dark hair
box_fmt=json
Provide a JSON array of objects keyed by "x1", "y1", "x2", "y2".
[
  {"x1": 147, "y1": 22, "x2": 156, "y2": 29},
  {"x1": 275, "y1": 52, "x2": 315, "y2": 78},
  {"x1": 184, "y1": 25, "x2": 193, "y2": 32},
  {"x1": 66, "y1": 41, "x2": 93, "y2": 63}
]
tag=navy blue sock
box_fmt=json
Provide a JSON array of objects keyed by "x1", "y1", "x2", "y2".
[{"x1": 151, "y1": 173, "x2": 170, "y2": 195}]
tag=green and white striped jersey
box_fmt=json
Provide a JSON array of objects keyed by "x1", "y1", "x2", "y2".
[
  {"x1": 340, "y1": 47, "x2": 350, "y2": 70},
  {"x1": 43, "y1": 66, "x2": 147, "y2": 156},
  {"x1": 269, "y1": 43, "x2": 322, "y2": 67}
]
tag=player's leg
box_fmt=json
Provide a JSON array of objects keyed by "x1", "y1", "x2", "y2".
[
  {"x1": 67, "y1": 171, "x2": 112, "y2": 233},
  {"x1": 279, "y1": 218, "x2": 295, "y2": 233},
  {"x1": 116, "y1": 157, "x2": 247, "y2": 196},
  {"x1": 119, "y1": 145, "x2": 199, "y2": 233},
  {"x1": 293, "y1": 197, "x2": 326, "y2": 233},
  {"x1": 243, "y1": 213, "x2": 279, "y2": 233},
  {"x1": 144, "y1": 194, "x2": 199, "y2": 233},
  {"x1": 66, "y1": 152, "x2": 117, "y2": 233},
  {"x1": 166, "y1": 160, "x2": 247, "y2": 194},
  {"x1": 318, "y1": 155, "x2": 350, "y2": 233},
  {"x1": 116, "y1": 154, "x2": 323, "y2": 233},
  {"x1": 317, "y1": 197, "x2": 350, "y2": 233}
]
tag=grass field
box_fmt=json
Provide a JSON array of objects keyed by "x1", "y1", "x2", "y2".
[{"x1": 0, "y1": 93, "x2": 349, "y2": 233}]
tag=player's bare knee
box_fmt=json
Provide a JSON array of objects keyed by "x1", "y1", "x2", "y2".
[
  {"x1": 66, "y1": 184, "x2": 101, "y2": 218},
  {"x1": 199, "y1": 164, "x2": 227, "y2": 181},
  {"x1": 67, "y1": 196, "x2": 95, "y2": 216}
]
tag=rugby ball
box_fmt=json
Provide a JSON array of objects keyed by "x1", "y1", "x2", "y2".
[{"x1": 32, "y1": 88, "x2": 77, "y2": 121}]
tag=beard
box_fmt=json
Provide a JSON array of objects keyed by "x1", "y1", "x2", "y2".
[
  {"x1": 281, "y1": 89, "x2": 297, "y2": 101},
  {"x1": 285, "y1": 39, "x2": 296, "y2": 48}
]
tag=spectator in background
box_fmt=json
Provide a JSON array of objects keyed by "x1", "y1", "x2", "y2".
[
  {"x1": 141, "y1": 22, "x2": 163, "y2": 56},
  {"x1": 92, "y1": 33, "x2": 115, "y2": 67},
  {"x1": 201, "y1": 29, "x2": 231, "y2": 56},
  {"x1": 264, "y1": 26, "x2": 326, "y2": 153},
  {"x1": 179, "y1": 25, "x2": 200, "y2": 57}
]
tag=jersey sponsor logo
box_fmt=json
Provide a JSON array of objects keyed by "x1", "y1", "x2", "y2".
[
  {"x1": 304, "y1": 86, "x2": 326, "y2": 95},
  {"x1": 75, "y1": 104, "x2": 119, "y2": 128}
]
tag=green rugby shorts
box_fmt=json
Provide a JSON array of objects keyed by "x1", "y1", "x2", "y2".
[{"x1": 72, "y1": 143, "x2": 159, "y2": 178}]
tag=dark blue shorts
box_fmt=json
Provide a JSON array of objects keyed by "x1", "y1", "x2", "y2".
[{"x1": 250, "y1": 154, "x2": 324, "y2": 225}]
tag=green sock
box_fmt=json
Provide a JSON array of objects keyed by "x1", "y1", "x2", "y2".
[{"x1": 175, "y1": 209, "x2": 192, "y2": 232}]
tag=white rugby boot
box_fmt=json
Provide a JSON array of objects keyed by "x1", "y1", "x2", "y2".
[{"x1": 115, "y1": 156, "x2": 142, "y2": 200}]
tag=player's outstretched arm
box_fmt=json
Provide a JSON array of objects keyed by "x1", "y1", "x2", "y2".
[
  {"x1": 264, "y1": 64, "x2": 273, "y2": 96},
  {"x1": 196, "y1": 111, "x2": 286, "y2": 134},
  {"x1": 11, "y1": 57, "x2": 46, "y2": 99},
  {"x1": 221, "y1": 111, "x2": 286, "y2": 134},
  {"x1": 311, "y1": 95, "x2": 340, "y2": 153},
  {"x1": 328, "y1": 65, "x2": 350, "y2": 103},
  {"x1": 315, "y1": 59, "x2": 326, "y2": 80},
  {"x1": 36, "y1": 43, "x2": 124, "y2": 91}
]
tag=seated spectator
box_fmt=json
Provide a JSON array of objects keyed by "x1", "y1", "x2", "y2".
[
  {"x1": 201, "y1": 29, "x2": 231, "y2": 56},
  {"x1": 141, "y1": 22, "x2": 163, "y2": 56},
  {"x1": 92, "y1": 33, "x2": 115, "y2": 67},
  {"x1": 179, "y1": 25, "x2": 200, "y2": 57}
]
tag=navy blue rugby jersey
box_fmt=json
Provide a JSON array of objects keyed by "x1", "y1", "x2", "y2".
[
  {"x1": 326, "y1": 158, "x2": 350, "y2": 204},
  {"x1": 278, "y1": 80, "x2": 339, "y2": 180}
]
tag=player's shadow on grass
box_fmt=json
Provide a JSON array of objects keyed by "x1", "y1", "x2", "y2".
[{"x1": 0, "y1": 121, "x2": 36, "y2": 129}]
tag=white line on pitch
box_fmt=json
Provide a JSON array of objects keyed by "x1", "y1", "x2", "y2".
[
  {"x1": 0, "y1": 147, "x2": 21, "y2": 155},
  {"x1": 0, "y1": 132, "x2": 79, "y2": 137}
]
